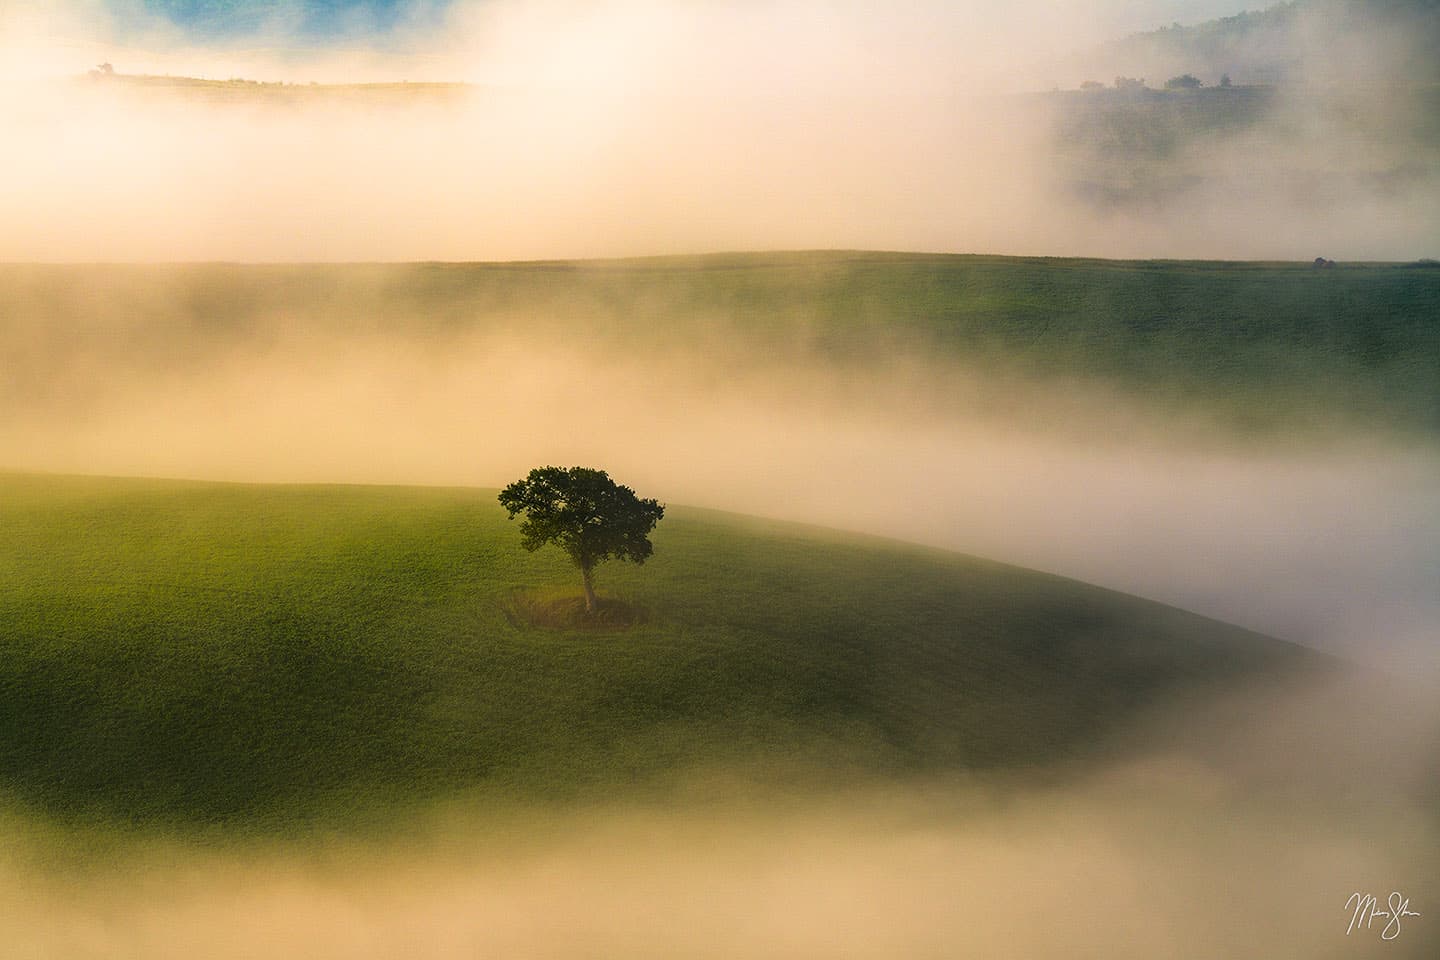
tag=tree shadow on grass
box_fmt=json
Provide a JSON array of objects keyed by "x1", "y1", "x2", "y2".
[{"x1": 502, "y1": 587, "x2": 650, "y2": 631}]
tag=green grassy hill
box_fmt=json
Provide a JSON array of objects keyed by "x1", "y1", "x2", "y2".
[
  {"x1": 0, "y1": 473, "x2": 1313, "y2": 833},
  {"x1": 4, "y1": 253, "x2": 1437, "y2": 439}
]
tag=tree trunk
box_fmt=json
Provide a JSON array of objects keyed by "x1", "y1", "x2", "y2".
[{"x1": 581, "y1": 564, "x2": 598, "y2": 614}]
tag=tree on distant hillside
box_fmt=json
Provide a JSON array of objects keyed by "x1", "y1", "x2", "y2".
[
  {"x1": 1166, "y1": 74, "x2": 1203, "y2": 89},
  {"x1": 1114, "y1": 76, "x2": 1146, "y2": 91},
  {"x1": 499, "y1": 466, "x2": 665, "y2": 614},
  {"x1": 1220, "y1": 73, "x2": 1232, "y2": 87},
  {"x1": 1080, "y1": 80, "x2": 1105, "y2": 90}
]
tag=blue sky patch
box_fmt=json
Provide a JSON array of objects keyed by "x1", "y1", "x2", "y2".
[{"x1": 131, "y1": 1, "x2": 452, "y2": 41}]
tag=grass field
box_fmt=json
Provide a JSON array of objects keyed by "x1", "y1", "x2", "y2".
[
  {"x1": 5, "y1": 253, "x2": 1436, "y2": 440},
  {"x1": 0, "y1": 472, "x2": 1312, "y2": 834}
]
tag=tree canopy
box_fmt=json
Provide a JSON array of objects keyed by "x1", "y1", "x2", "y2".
[
  {"x1": 498, "y1": 466, "x2": 664, "y2": 613},
  {"x1": 1165, "y1": 74, "x2": 1203, "y2": 89}
]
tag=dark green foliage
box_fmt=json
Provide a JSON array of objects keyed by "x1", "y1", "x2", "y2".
[
  {"x1": 499, "y1": 466, "x2": 663, "y2": 569},
  {"x1": 1165, "y1": 74, "x2": 1203, "y2": 89},
  {"x1": 499, "y1": 467, "x2": 664, "y2": 612},
  {"x1": 0, "y1": 474, "x2": 1314, "y2": 833}
]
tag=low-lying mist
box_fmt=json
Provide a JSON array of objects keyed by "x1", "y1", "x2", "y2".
[
  {"x1": 2, "y1": 4, "x2": 1436, "y2": 956},
  {"x1": 2, "y1": 667, "x2": 1434, "y2": 959},
  {"x1": 4, "y1": 304, "x2": 1436, "y2": 673}
]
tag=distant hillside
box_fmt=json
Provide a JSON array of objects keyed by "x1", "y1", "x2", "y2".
[
  {"x1": 79, "y1": 67, "x2": 472, "y2": 104},
  {"x1": 1086, "y1": 0, "x2": 1440, "y2": 88},
  {"x1": 5, "y1": 256, "x2": 1436, "y2": 441},
  {"x1": 1052, "y1": 1, "x2": 1440, "y2": 215},
  {"x1": 1089, "y1": 4, "x2": 1301, "y2": 88}
]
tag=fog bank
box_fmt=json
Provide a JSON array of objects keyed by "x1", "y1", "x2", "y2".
[
  {"x1": 3, "y1": 319, "x2": 1436, "y2": 673},
  {"x1": 2, "y1": 668, "x2": 1434, "y2": 958},
  {"x1": 1, "y1": 1, "x2": 1436, "y2": 261}
]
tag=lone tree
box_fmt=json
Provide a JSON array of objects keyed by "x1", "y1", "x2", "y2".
[{"x1": 498, "y1": 466, "x2": 664, "y2": 614}]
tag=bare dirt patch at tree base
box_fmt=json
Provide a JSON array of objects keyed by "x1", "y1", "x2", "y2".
[{"x1": 502, "y1": 588, "x2": 650, "y2": 631}]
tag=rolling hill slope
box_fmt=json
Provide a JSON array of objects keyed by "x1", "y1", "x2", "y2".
[
  {"x1": 0, "y1": 473, "x2": 1315, "y2": 832},
  {"x1": 4, "y1": 254, "x2": 1436, "y2": 441}
]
